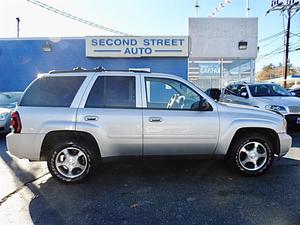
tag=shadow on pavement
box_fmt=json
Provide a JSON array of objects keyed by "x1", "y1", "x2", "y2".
[{"x1": 29, "y1": 156, "x2": 300, "y2": 225}]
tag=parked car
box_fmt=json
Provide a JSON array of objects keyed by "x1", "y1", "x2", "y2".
[
  {"x1": 205, "y1": 88, "x2": 221, "y2": 101},
  {"x1": 289, "y1": 88, "x2": 300, "y2": 97},
  {"x1": 220, "y1": 82, "x2": 300, "y2": 129},
  {"x1": 0, "y1": 92, "x2": 23, "y2": 134},
  {"x1": 6, "y1": 68, "x2": 291, "y2": 183}
]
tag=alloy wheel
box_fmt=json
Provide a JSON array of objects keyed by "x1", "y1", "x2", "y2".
[
  {"x1": 238, "y1": 141, "x2": 268, "y2": 171},
  {"x1": 55, "y1": 147, "x2": 88, "y2": 179}
]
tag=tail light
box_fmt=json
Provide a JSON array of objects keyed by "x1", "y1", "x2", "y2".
[{"x1": 11, "y1": 111, "x2": 22, "y2": 133}]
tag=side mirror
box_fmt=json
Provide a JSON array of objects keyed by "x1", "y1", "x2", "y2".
[
  {"x1": 240, "y1": 92, "x2": 248, "y2": 98},
  {"x1": 206, "y1": 88, "x2": 221, "y2": 101},
  {"x1": 191, "y1": 99, "x2": 211, "y2": 111}
]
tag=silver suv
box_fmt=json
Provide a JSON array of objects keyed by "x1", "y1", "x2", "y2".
[
  {"x1": 220, "y1": 82, "x2": 300, "y2": 129},
  {"x1": 7, "y1": 68, "x2": 292, "y2": 183}
]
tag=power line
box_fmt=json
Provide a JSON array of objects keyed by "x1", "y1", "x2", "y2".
[
  {"x1": 257, "y1": 41, "x2": 300, "y2": 62},
  {"x1": 258, "y1": 44, "x2": 285, "y2": 59},
  {"x1": 257, "y1": 48, "x2": 300, "y2": 62},
  {"x1": 258, "y1": 31, "x2": 299, "y2": 50},
  {"x1": 259, "y1": 33, "x2": 285, "y2": 48},
  {"x1": 258, "y1": 30, "x2": 286, "y2": 42},
  {"x1": 291, "y1": 32, "x2": 300, "y2": 37},
  {"x1": 258, "y1": 33, "x2": 300, "y2": 52},
  {"x1": 258, "y1": 40, "x2": 300, "y2": 57},
  {"x1": 25, "y1": 0, "x2": 130, "y2": 36}
]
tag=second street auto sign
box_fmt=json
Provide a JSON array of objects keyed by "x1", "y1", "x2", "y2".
[{"x1": 86, "y1": 36, "x2": 189, "y2": 58}]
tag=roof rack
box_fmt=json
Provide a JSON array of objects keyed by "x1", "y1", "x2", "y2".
[{"x1": 49, "y1": 66, "x2": 151, "y2": 74}]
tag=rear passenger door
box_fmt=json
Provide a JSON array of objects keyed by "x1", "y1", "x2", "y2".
[{"x1": 76, "y1": 74, "x2": 143, "y2": 158}]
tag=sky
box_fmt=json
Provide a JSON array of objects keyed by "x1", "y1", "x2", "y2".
[{"x1": 0, "y1": 0, "x2": 299, "y2": 72}]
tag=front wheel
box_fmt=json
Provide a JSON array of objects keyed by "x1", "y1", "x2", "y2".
[
  {"x1": 47, "y1": 142, "x2": 94, "y2": 183},
  {"x1": 229, "y1": 133, "x2": 274, "y2": 176}
]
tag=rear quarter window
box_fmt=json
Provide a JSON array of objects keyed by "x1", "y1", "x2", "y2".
[{"x1": 20, "y1": 76, "x2": 85, "y2": 107}]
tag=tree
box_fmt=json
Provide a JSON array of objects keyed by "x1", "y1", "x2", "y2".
[{"x1": 256, "y1": 63, "x2": 298, "y2": 81}]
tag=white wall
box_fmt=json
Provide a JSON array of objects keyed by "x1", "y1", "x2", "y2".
[{"x1": 189, "y1": 17, "x2": 258, "y2": 59}]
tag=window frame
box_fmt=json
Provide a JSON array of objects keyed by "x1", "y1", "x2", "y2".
[{"x1": 143, "y1": 77, "x2": 212, "y2": 112}]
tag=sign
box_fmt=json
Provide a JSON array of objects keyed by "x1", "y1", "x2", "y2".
[
  {"x1": 199, "y1": 63, "x2": 220, "y2": 76},
  {"x1": 86, "y1": 36, "x2": 189, "y2": 58}
]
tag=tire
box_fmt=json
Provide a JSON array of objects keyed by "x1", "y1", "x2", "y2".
[
  {"x1": 47, "y1": 142, "x2": 96, "y2": 183},
  {"x1": 228, "y1": 133, "x2": 274, "y2": 176}
]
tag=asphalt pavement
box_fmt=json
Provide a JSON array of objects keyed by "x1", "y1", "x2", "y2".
[{"x1": 1, "y1": 132, "x2": 300, "y2": 225}]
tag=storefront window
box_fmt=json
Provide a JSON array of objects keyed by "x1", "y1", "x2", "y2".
[{"x1": 188, "y1": 59, "x2": 255, "y2": 91}]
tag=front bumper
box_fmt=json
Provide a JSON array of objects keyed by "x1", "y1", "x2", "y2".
[{"x1": 278, "y1": 132, "x2": 292, "y2": 156}]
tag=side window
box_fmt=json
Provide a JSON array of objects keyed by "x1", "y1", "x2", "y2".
[
  {"x1": 20, "y1": 76, "x2": 85, "y2": 107},
  {"x1": 145, "y1": 77, "x2": 205, "y2": 110},
  {"x1": 85, "y1": 76, "x2": 136, "y2": 108},
  {"x1": 225, "y1": 84, "x2": 243, "y2": 96},
  {"x1": 224, "y1": 85, "x2": 233, "y2": 95}
]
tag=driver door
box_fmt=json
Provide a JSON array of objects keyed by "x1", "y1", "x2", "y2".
[{"x1": 142, "y1": 76, "x2": 219, "y2": 156}]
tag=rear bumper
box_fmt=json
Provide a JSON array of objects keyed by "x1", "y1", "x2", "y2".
[
  {"x1": 278, "y1": 132, "x2": 292, "y2": 156},
  {"x1": 6, "y1": 133, "x2": 45, "y2": 160}
]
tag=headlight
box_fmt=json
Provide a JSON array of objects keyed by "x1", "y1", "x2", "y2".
[
  {"x1": 0, "y1": 112, "x2": 8, "y2": 121},
  {"x1": 265, "y1": 105, "x2": 287, "y2": 114}
]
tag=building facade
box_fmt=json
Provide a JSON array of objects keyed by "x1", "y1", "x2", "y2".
[{"x1": 188, "y1": 17, "x2": 258, "y2": 90}]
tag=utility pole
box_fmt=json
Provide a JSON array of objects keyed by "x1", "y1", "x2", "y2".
[
  {"x1": 284, "y1": 9, "x2": 291, "y2": 88},
  {"x1": 265, "y1": 0, "x2": 300, "y2": 88},
  {"x1": 16, "y1": 17, "x2": 20, "y2": 38},
  {"x1": 246, "y1": 0, "x2": 250, "y2": 17},
  {"x1": 195, "y1": 0, "x2": 200, "y2": 17}
]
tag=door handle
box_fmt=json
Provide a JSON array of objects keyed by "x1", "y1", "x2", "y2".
[
  {"x1": 149, "y1": 117, "x2": 162, "y2": 122},
  {"x1": 84, "y1": 116, "x2": 99, "y2": 121}
]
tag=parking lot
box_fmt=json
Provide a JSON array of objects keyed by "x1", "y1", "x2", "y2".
[{"x1": 0, "y1": 133, "x2": 300, "y2": 225}]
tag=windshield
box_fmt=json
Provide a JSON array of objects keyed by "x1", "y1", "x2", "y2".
[
  {"x1": 0, "y1": 92, "x2": 22, "y2": 108},
  {"x1": 249, "y1": 84, "x2": 292, "y2": 97}
]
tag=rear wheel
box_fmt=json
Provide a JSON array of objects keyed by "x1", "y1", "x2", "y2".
[
  {"x1": 229, "y1": 133, "x2": 274, "y2": 176},
  {"x1": 47, "y1": 142, "x2": 95, "y2": 183}
]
